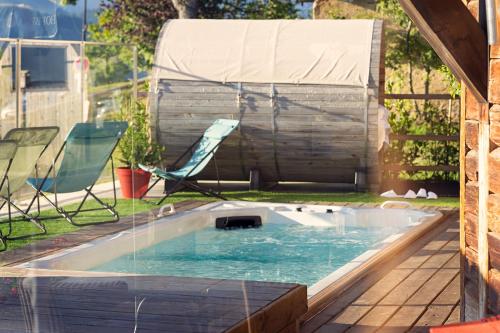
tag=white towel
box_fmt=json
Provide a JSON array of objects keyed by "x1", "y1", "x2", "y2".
[
  {"x1": 404, "y1": 190, "x2": 417, "y2": 199},
  {"x1": 416, "y1": 188, "x2": 427, "y2": 198},
  {"x1": 381, "y1": 190, "x2": 400, "y2": 198},
  {"x1": 427, "y1": 191, "x2": 438, "y2": 200}
]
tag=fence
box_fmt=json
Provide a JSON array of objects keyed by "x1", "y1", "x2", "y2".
[
  {"x1": 381, "y1": 93, "x2": 460, "y2": 195},
  {"x1": 0, "y1": 38, "x2": 139, "y2": 196}
]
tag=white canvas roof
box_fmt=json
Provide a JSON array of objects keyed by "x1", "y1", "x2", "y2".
[{"x1": 153, "y1": 19, "x2": 376, "y2": 87}]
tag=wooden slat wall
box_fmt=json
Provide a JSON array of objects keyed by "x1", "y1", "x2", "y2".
[
  {"x1": 461, "y1": 0, "x2": 500, "y2": 320},
  {"x1": 151, "y1": 20, "x2": 383, "y2": 189}
]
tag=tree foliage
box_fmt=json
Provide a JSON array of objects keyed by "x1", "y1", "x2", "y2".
[
  {"x1": 378, "y1": 0, "x2": 441, "y2": 93},
  {"x1": 60, "y1": 0, "x2": 78, "y2": 5},
  {"x1": 239, "y1": 0, "x2": 298, "y2": 19},
  {"x1": 376, "y1": 0, "x2": 460, "y2": 181},
  {"x1": 89, "y1": 0, "x2": 298, "y2": 70},
  {"x1": 117, "y1": 95, "x2": 164, "y2": 169},
  {"x1": 89, "y1": 0, "x2": 177, "y2": 67}
]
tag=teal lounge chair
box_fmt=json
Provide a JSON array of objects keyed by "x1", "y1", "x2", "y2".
[
  {"x1": 0, "y1": 127, "x2": 59, "y2": 241},
  {"x1": 26, "y1": 122, "x2": 128, "y2": 226},
  {"x1": 140, "y1": 119, "x2": 239, "y2": 204}
]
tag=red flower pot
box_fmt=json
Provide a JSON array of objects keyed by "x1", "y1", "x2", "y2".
[{"x1": 116, "y1": 167, "x2": 152, "y2": 199}]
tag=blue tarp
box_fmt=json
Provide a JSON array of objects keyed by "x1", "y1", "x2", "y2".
[
  {"x1": 0, "y1": 0, "x2": 58, "y2": 38},
  {"x1": 0, "y1": 0, "x2": 89, "y2": 40}
]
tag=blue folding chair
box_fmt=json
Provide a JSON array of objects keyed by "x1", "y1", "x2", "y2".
[
  {"x1": 140, "y1": 119, "x2": 239, "y2": 204},
  {"x1": 26, "y1": 122, "x2": 128, "y2": 226}
]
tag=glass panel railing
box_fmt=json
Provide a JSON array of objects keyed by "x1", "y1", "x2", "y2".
[
  {"x1": 0, "y1": 41, "x2": 18, "y2": 137},
  {"x1": 0, "y1": 38, "x2": 139, "y2": 192}
]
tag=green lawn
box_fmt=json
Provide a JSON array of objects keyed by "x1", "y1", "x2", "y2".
[
  {"x1": 0, "y1": 195, "x2": 202, "y2": 251},
  {"x1": 0, "y1": 192, "x2": 458, "y2": 252}
]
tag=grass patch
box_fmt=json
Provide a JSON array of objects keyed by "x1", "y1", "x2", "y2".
[
  {"x1": 0, "y1": 192, "x2": 457, "y2": 252},
  {"x1": 0, "y1": 196, "x2": 195, "y2": 251}
]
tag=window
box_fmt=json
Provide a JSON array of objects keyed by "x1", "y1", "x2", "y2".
[{"x1": 12, "y1": 46, "x2": 67, "y2": 89}]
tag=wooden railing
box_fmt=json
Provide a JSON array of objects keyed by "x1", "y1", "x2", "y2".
[
  {"x1": 389, "y1": 134, "x2": 459, "y2": 142},
  {"x1": 382, "y1": 93, "x2": 460, "y2": 177},
  {"x1": 383, "y1": 93, "x2": 458, "y2": 100}
]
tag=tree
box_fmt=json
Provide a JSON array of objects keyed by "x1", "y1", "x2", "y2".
[
  {"x1": 171, "y1": 0, "x2": 199, "y2": 18},
  {"x1": 89, "y1": 0, "x2": 177, "y2": 67},
  {"x1": 171, "y1": 0, "x2": 299, "y2": 19},
  {"x1": 376, "y1": 0, "x2": 460, "y2": 181},
  {"x1": 241, "y1": 0, "x2": 298, "y2": 19},
  {"x1": 90, "y1": 0, "x2": 299, "y2": 69}
]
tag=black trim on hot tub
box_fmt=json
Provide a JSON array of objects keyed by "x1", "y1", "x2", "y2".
[{"x1": 215, "y1": 216, "x2": 262, "y2": 229}]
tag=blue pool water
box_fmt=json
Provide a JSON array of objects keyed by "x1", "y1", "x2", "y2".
[{"x1": 91, "y1": 223, "x2": 404, "y2": 286}]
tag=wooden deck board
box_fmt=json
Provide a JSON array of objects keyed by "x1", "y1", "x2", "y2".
[
  {"x1": 432, "y1": 273, "x2": 461, "y2": 306},
  {"x1": 317, "y1": 306, "x2": 372, "y2": 333},
  {"x1": 345, "y1": 305, "x2": 399, "y2": 333},
  {"x1": 351, "y1": 269, "x2": 414, "y2": 306},
  {"x1": 405, "y1": 269, "x2": 458, "y2": 305},
  {"x1": 0, "y1": 276, "x2": 307, "y2": 333},
  {"x1": 409, "y1": 305, "x2": 456, "y2": 333},
  {"x1": 302, "y1": 214, "x2": 460, "y2": 333},
  {"x1": 444, "y1": 305, "x2": 460, "y2": 324},
  {"x1": 378, "y1": 306, "x2": 427, "y2": 333}
]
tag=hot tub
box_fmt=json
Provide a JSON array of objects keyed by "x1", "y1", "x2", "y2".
[{"x1": 18, "y1": 201, "x2": 443, "y2": 300}]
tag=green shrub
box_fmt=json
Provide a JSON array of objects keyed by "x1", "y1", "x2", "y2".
[{"x1": 117, "y1": 97, "x2": 164, "y2": 169}]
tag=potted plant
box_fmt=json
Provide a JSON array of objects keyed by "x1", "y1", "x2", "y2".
[{"x1": 116, "y1": 97, "x2": 164, "y2": 198}]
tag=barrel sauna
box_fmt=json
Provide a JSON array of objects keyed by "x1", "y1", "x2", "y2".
[{"x1": 149, "y1": 19, "x2": 384, "y2": 190}]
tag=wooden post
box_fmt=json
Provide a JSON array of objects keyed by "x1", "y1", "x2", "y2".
[
  {"x1": 477, "y1": 103, "x2": 490, "y2": 318},
  {"x1": 459, "y1": 84, "x2": 467, "y2": 321},
  {"x1": 249, "y1": 169, "x2": 261, "y2": 191},
  {"x1": 398, "y1": 0, "x2": 488, "y2": 102}
]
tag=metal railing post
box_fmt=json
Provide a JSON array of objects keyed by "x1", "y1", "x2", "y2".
[
  {"x1": 15, "y1": 39, "x2": 21, "y2": 128},
  {"x1": 133, "y1": 45, "x2": 138, "y2": 101},
  {"x1": 80, "y1": 41, "x2": 85, "y2": 122}
]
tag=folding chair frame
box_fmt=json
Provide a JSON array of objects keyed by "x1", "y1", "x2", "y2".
[
  {"x1": 0, "y1": 158, "x2": 13, "y2": 251},
  {"x1": 0, "y1": 138, "x2": 55, "y2": 243},
  {"x1": 0, "y1": 177, "x2": 47, "y2": 242},
  {"x1": 25, "y1": 139, "x2": 120, "y2": 227},
  {"x1": 140, "y1": 133, "x2": 230, "y2": 205}
]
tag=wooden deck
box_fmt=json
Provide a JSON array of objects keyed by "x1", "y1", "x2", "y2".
[
  {"x1": 0, "y1": 199, "x2": 459, "y2": 333},
  {"x1": 301, "y1": 215, "x2": 460, "y2": 333},
  {"x1": 0, "y1": 276, "x2": 307, "y2": 333}
]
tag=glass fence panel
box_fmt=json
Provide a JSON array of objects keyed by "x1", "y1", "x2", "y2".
[
  {"x1": 0, "y1": 41, "x2": 18, "y2": 138},
  {"x1": 86, "y1": 43, "x2": 137, "y2": 123},
  {"x1": 86, "y1": 43, "x2": 137, "y2": 183}
]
